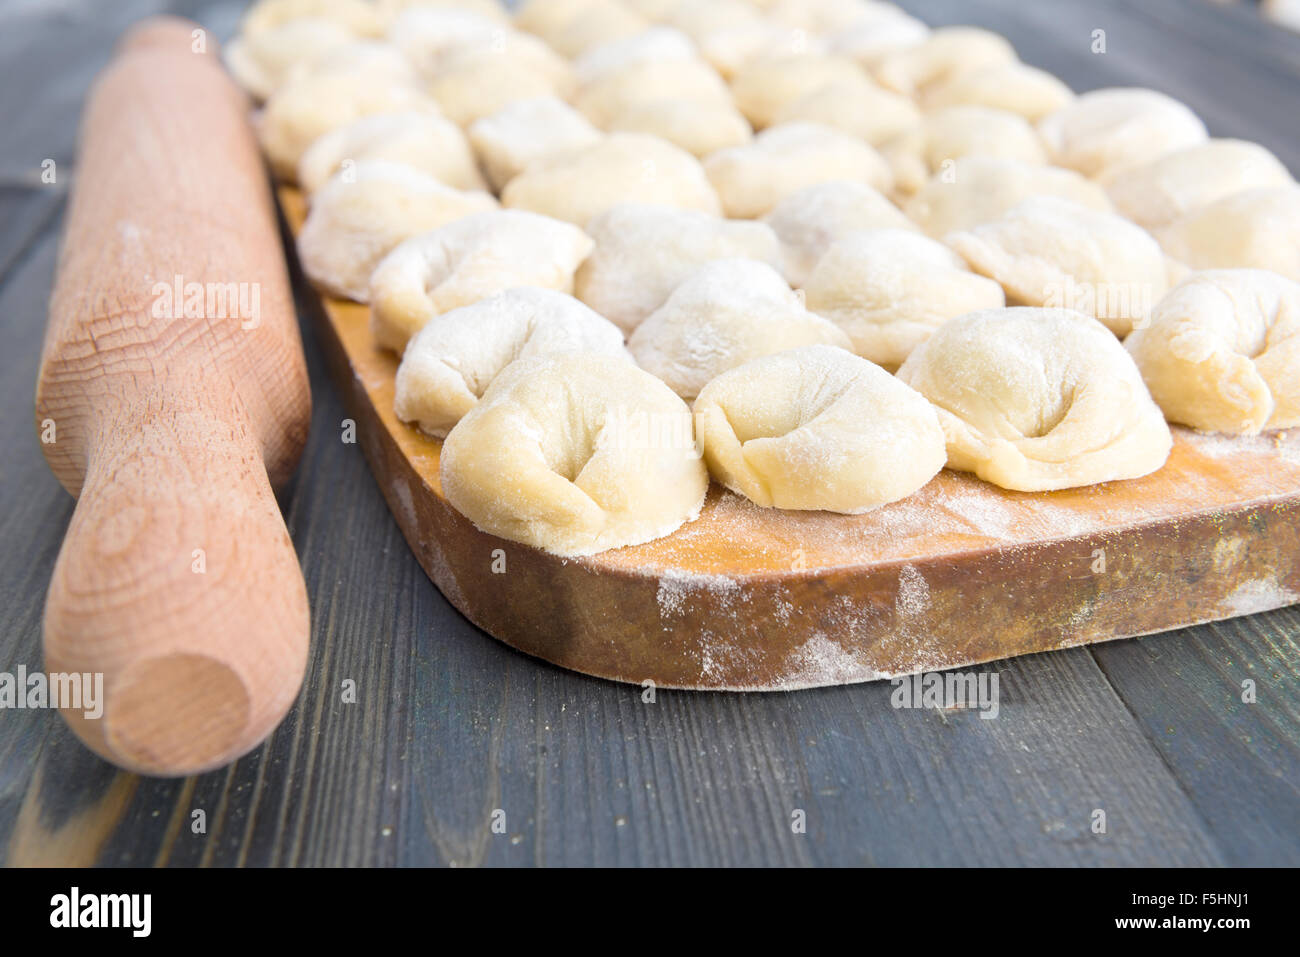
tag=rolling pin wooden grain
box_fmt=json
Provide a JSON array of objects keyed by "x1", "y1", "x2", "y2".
[{"x1": 35, "y1": 18, "x2": 311, "y2": 776}]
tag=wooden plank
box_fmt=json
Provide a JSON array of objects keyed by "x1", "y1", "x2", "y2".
[{"x1": 1090, "y1": 605, "x2": 1300, "y2": 866}]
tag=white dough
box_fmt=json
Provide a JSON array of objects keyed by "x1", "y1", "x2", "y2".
[
  {"x1": 771, "y1": 75, "x2": 921, "y2": 147},
  {"x1": 296, "y1": 160, "x2": 497, "y2": 302},
  {"x1": 468, "y1": 97, "x2": 604, "y2": 192},
  {"x1": 440, "y1": 353, "x2": 708, "y2": 556},
  {"x1": 502, "y1": 133, "x2": 722, "y2": 226},
  {"x1": 368, "y1": 210, "x2": 594, "y2": 352},
  {"x1": 730, "y1": 53, "x2": 867, "y2": 129},
  {"x1": 761, "y1": 180, "x2": 918, "y2": 287},
  {"x1": 1125, "y1": 269, "x2": 1300, "y2": 434},
  {"x1": 804, "y1": 228, "x2": 1006, "y2": 368},
  {"x1": 1037, "y1": 87, "x2": 1208, "y2": 179},
  {"x1": 704, "y1": 122, "x2": 893, "y2": 218},
  {"x1": 896, "y1": 307, "x2": 1173, "y2": 491},
  {"x1": 1156, "y1": 186, "x2": 1300, "y2": 281},
  {"x1": 873, "y1": 26, "x2": 1017, "y2": 97},
  {"x1": 945, "y1": 196, "x2": 1168, "y2": 335},
  {"x1": 574, "y1": 203, "x2": 782, "y2": 333},
  {"x1": 922, "y1": 61, "x2": 1074, "y2": 121},
  {"x1": 224, "y1": 18, "x2": 354, "y2": 102},
  {"x1": 395, "y1": 287, "x2": 630, "y2": 437},
  {"x1": 628, "y1": 258, "x2": 853, "y2": 399},
  {"x1": 297, "y1": 110, "x2": 486, "y2": 193},
  {"x1": 693, "y1": 345, "x2": 947, "y2": 512},
  {"x1": 884, "y1": 106, "x2": 1048, "y2": 197}
]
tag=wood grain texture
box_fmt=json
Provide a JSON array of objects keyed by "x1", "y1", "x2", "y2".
[
  {"x1": 0, "y1": 0, "x2": 1296, "y2": 867},
  {"x1": 34, "y1": 18, "x2": 312, "y2": 775}
]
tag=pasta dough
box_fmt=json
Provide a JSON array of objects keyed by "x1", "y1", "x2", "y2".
[
  {"x1": 427, "y1": 33, "x2": 576, "y2": 126},
  {"x1": 1155, "y1": 186, "x2": 1300, "y2": 281},
  {"x1": 627, "y1": 258, "x2": 853, "y2": 399},
  {"x1": 946, "y1": 196, "x2": 1167, "y2": 335},
  {"x1": 730, "y1": 53, "x2": 869, "y2": 129},
  {"x1": 572, "y1": 25, "x2": 696, "y2": 84},
  {"x1": 884, "y1": 105, "x2": 1049, "y2": 196},
  {"x1": 770, "y1": 75, "x2": 921, "y2": 147},
  {"x1": 1037, "y1": 87, "x2": 1208, "y2": 179},
  {"x1": 1102, "y1": 139, "x2": 1295, "y2": 231},
  {"x1": 296, "y1": 160, "x2": 497, "y2": 302},
  {"x1": 574, "y1": 57, "x2": 732, "y2": 127},
  {"x1": 257, "y1": 60, "x2": 435, "y2": 180},
  {"x1": 922, "y1": 61, "x2": 1074, "y2": 121},
  {"x1": 440, "y1": 354, "x2": 708, "y2": 556},
  {"x1": 502, "y1": 133, "x2": 722, "y2": 226},
  {"x1": 761, "y1": 180, "x2": 917, "y2": 287},
  {"x1": 693, "y1": 345, "x2": 947, "y2": 512},
  {"x1": 804, "y1": 228, "x2": 1006, "y2": 368},
  {"x1": 574, "y1": 203, "x2": 782, "y2": 333},
  {"x1": 395, "y1": 287, "x2": 630, "y2": 437},
  {"x1": 369, "y1": 209, "x2": 595, "y2": 352},
  {"x1": 903, "y1": 155, "x2": 1112, "y2": 238},
  {"x1": 297, "y1": 110, "x2": 486, "y2": 193},
  {"x1": 704, "y1": 122, "x2": 893, "y2": 218},
  {"x1": 896, "y1": 307, "x2": 1172, "y2": 491},
  {"x1": 873, "y1": 26, "x2": 1017, "y2": 97},
  {"x1": 1125, "y1": 269, "x2": 1300, "y2": 434},
  {"x1": 239, "y1": 0, "x2": 382, "y2": 37},
  {"x1": 468, "y1": 96, "x2": 604, "y2": 192},
  {"x1": 224, "y1": 17, "x2": 354, "y2": 101},
  {"x1": 607, "y1": 97, "x2": 752, "y2": 157}
]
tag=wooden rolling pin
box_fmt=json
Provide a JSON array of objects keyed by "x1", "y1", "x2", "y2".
[{"x1": 35, "y1": 17, "x2": 312, "y2": 777}]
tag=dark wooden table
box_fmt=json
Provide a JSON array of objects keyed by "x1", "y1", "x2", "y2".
[{"x1": 1, "y1": 0, "x2": 1297, "y2": 867}]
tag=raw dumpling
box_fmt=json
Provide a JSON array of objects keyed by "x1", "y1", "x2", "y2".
[
  {"x1": 224, "y1": 18, "x2": 354, "y2": 101},
  {"x1": 296, "y1": 160, "x2": 497, "y2": 302},
  {"x1": 257, "y1": 61, "x2": 435, "y2": 180},
  {"x1": 730, "y1": 53, "x2": 867, "y2": 129},
  {"x1": 922, "y1": 61, "x2": 1074, "y2": 121},
  {"x1": 826, "y1": 12, "x2": 930, "y2": 69},
  {"x1": 376, "y1": 0, "x2": 508, "y2": 26},
  {"x1": 468, "y1": 97, "x2": 604, "y2": 191},
  {"x1": 574, "y1": 57, "x2": 732, "y2": 127},
  {"x1": 427, "y1": 33, "x2": 575, "y2": 126},
  {"x1": 761, "y1": 180, "x2": 918, "y2": 287},
  {"x1": 1037, "y1": 87, "x2": 1208, "y2": 179},
  {"x1": 574, "y1": 203, "x2": 782, "y2": 332},
  {"x1": 1155, "y1": 186, "x2": 1300, "y2": 281},
  {"x1": 873, "y1": 26, "x2": 1017, "y2": 97},
  {"x1": 770, "y1": 75, "x2": 921, "y2": 147},
  {"x1": 883, "y1": 106, "x2": 1048, "y2": 196},
  {"x1": 1102, "y1": 139, "x2": 1295, "y2": 231},
  {"x1": 297, "y1": 110, "x2": 486, "y2": 193},
  {"x1": 572, "y1": 25, "x2": 697, "y2": 84},
  {"x1": 804, "y1": 228, "x2": 1006, "y2": 368},
  {"x1": 502, "y1": 133, "x2": 721, "y2": 226},
  {"x1": 607, "y1": 98, "x2": 752, "y2": 157},
  {"x1": 695, "y1": 20, "x2": 820, "y2": 80},
  {"x1": 1125, "y1": 269, "x2": 1300, "y2": 434},
  {"x1": 945, "y1": 196, "x2": 1167, "y2": 335},
  {"x1": 440, "y1": 353, "x2": 708, "y2": 556},
  {"x1": 368, "y1": 209, "x2": 594, "y2": 351},
  {"x1": 628, "y1": 258, "x2": 853, "y2": 399},
  {"x1": 544, "y1": 1, "x2": 649, "y2": 57},
  {"x1": 704, "y1": 122, "x2": 893, "y2": 218},
  {"x1": 693, "y1": 345, "x2": 947, "y2": 512},
  {"x1": 395, "y1": 287, "x2": 630, "y2": 437},
  {"x1": 903, "y1": 155, "x2": 1112, "y2": 238},
  {"x1": 238, "y1": 0, "x2": 382, "y2": 37},
  {"x1": 896, "y1": 307, "x2": 1173, "y2": 491},
  {"x1": 384, "y1": 6, "x2": 504, "y2": 79}
]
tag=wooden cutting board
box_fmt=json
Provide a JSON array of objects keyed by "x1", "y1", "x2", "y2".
[{"x1": 279, "y1": 188, "x2": 1300, "y2": 690}]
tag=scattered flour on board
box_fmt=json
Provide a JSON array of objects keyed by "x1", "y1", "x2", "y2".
[
  {"x1": 780, "y1": 633, "x2": 882, "y2": 687},
  {"x1": 655, "y1": 568, "x2": 741, "y2": 618},
  {"x1": 1217, "y1": 577, "x2": 1300, "y2": 617},
  {"x1": 895, "y1": 565, "x2": 931, "y2": 618}
]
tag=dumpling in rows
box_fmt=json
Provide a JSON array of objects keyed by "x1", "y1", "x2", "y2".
[
  {"x1": 297, "y1": 110, "x2": 486, "y2": 193},
  {"x1": 1156, "y1": 186, "x2": 1300, "y2": 281},
  {"x1": 761, "y1": 180, "x2": 918, "y2": 287},
  {"x1": 903, "y1": 155, "x2": 1112, "y2": 237},
  {"x1": 502, "y1": 133, "x2": 721, "y2": 226},
  {"x1": 468, "y1": 97, "x2": 604, "y2": 191},
  {"x1": 628, "y1": 258, "x2": 852, "y2": 399},
  {"x1": 804, "y1": 228, "x2": 1006, "y2": 368},
  {"x1": 575, "y1": 203, "x2": 782, "y2": 332},
  {"x1": 1037, "y1": 87, "x2": 1207, "y2": 179},
  {"x1": 296, "y1": 160, "x2": 497, "y2": 302},
  {"x1": 704, "y1": 122, "x2": 893, "y2": 218},
  {"x1": 884, "y1": 106, "x2": 1049, "y2": 196},
  {"x1": 945, "y1": 196, "x2": 1168, "y2": 335}
]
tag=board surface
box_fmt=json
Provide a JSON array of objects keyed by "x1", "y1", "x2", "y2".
[{"x1": 279, "y1": 188, "x2": 1300, "y2": 691}]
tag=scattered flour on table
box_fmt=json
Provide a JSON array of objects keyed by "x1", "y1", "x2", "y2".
[
  {"x1": 1217, "y1": 577, "x2": 1300, "y2": 617},
  {"x1": 655, "y1": 568, "x2": 741, "y2": 618}
]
